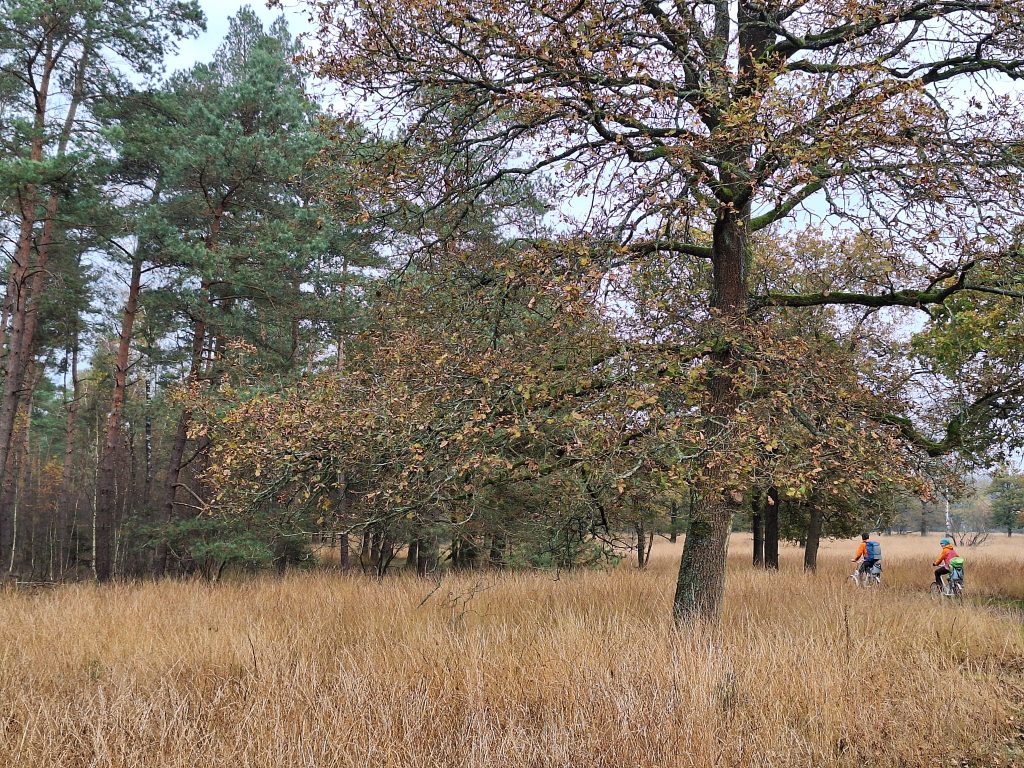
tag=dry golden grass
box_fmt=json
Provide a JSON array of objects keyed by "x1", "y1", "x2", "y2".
[
  {"x1": 0, "y1": 534, "x2": 1021, "y2": 768},
  {"x1": 752, "y1": 531, "x2": 1024, "y2": 602}
]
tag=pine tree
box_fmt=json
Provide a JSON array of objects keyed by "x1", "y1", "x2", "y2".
[{"x1": 0, "y1": 0, "x2": 203, "y2": 575}]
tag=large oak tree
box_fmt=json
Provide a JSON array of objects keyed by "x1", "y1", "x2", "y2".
[{"x1": 304, "y1": 0, "x2": 1024, "y2": 620}]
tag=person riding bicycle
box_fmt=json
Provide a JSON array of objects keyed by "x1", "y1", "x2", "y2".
[
  {"x1": 933, "y1": 537, "x2": 959, "y2": 588},
  {"x1": 851, "y1": 533, "x2": 881, "y2": 578}
]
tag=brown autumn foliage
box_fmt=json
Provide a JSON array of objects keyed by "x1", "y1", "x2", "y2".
[
  {"x1": 293, "y1": 0, "x2": 1024, "y2": 619},
  {"x1": 192, "y1": 238, "x2": 944, "y2": 570}
]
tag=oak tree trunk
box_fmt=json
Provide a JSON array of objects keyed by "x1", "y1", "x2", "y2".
[
  {"x1": 405, "y1": 537, "x2": 419, "y2": 568},
  {"x1": 764, "y1": 487, "x2": 780, "y2": 570},
  {"x1": 673, "y1": 204, "x2": 750, "y2": 622},
  {"x1": 673, "y1": 498, "x2": 735, "y2": 622},
  {"x1": 369, "y1": 526, "x2": 381, "y2": 565},
  {"x1": 339, "y1": 532, "x2": 350, "y2": 568},
  {"x1": 489, "y1": 533, "x2": 505, "y2": 567},
  {"x1": 450, "y1": 536, "x2": 462, "y2": 570},
  {"x1": 359, "y1": 529, "x2": 371, "y2": 565},
  {"x1": 636, "y1": 520, "x2": 647, "y2": 568},
  {"x1": 375, "y1": 529, "x2": 394, "y2": 577},
  {"x1": 417, "y1": 532, "x2": 438, "y2": 576},
  {"x1": 803, "y1": 502, "x2": 822, "y2": 572},
  {"x1": 462, "y1": 535, "x2": 480, "y2": 569},
  {"x1": 752, "y1": 495, "x2": 764, "y2": 568}
]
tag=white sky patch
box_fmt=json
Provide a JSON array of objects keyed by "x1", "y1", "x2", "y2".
[{"x1": 164, "y1": 1, "x2": 312, "y2": 73}]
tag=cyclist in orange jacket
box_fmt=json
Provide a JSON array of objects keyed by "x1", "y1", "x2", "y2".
[
  {"x1": 933, "y1": 537, "x2": 958, "y2": 587},
  {"x1": 851, "y1": 533, "x2": 881, "y2": 578}
]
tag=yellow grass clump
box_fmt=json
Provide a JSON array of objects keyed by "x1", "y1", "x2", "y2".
[{"x1": 0, "y1": 534, "x2": 1021, "y2": 768}]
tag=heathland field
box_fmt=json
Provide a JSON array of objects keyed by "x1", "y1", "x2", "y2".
[{"x1": 0, "y1": 534, "x2": 1021, "y2": 768}]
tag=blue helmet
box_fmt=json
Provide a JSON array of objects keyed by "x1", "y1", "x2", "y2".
[{"x1": 940, "y1": 537, "x2": 952, "y2": 546}]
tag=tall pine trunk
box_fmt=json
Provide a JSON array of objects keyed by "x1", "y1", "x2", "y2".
[
  {"x1": 0, "y1": 294, "x2": 9, "y2": 364},
  {"x1": 0, "y1": 46, "x2": 87, "y2": 566},
  {"x1": 0, "y1": 118, "x2": 47, "y2": 514},
  {"x1": 3, "y1": 359, "x2": 41, "y2": 574},
  {"x1": 143, "y1": 370, "x2": 154, "y2": 505},
  {"x1": 157, "y1": 208, "x2": 220, "y2": 577},
  {"x1": 156, "y1": 313, "x2": 206, "y2": 577},
  {"x1": 94, "y1": 257, "x2": 143, "y2": 582},
  {"x1": 0, "y1": 198, "x2": 49, "y2": 557},
  {"x1": 55, "y1": 337, "x2": 81, "y2": 579}
]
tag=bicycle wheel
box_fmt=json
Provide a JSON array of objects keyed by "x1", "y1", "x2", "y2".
[
  {"x1": 951, "y1": 581, "x2": 965, "y2": 602},
  {"x1": 929, "y1": 582, "x2": 943, "y2": 600}
]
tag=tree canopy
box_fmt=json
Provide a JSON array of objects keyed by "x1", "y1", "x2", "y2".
[{"x1": 300, "y1": 0, "x2": 1024, "y2": 619}]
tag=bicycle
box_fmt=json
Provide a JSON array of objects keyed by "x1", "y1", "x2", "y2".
[
  {"x1": 929, "y1": 570, "x2": 965, "y2": 602},
  {"x1": 849, "y1": 562, "x2": 882, "y2": 587}
]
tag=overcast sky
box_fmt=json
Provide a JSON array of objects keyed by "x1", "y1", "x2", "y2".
[{"x1": 164, "y1": 1, "x2": 312, "y2": 74}]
